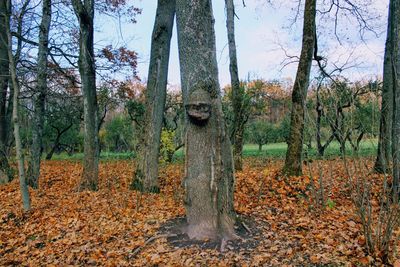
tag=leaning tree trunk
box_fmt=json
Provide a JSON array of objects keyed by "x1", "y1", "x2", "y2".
[
  {"x1": 176, "y1": 0, "x2": 236, "y2": 241},
  {"x1": 72, "y1": 0, "x2": 99, "y2": 191},
  {"x1": 0, "y1": 0, "x2": 12, "y2": 184},
  {"x1": 283, "y1": 0, "x2": 316, "y2": 176},
  {"x1": 374, "y1": 3, "x2": 394, "y2": 174},
  {"x1": 6, "y1": 0, "x2": 30, "y2": 210},
  {"x1": 225, "y1": 0, "x2": 244, "y2": 171},
  {"x1": 27, "y1": 0, "x2": 51, "y2": 189},
  {"x1": 391, "y1": 0, "x2": 400, "y2": 201},
  {"x1": 131, "y1": 0, "x2": 175, "y2": 193}
]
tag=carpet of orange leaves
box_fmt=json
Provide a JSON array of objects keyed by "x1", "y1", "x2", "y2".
[{"x1": 0, "y1": 158, "x2": 399, "y2": 266}]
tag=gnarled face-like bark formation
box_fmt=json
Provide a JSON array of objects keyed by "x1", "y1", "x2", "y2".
[{"x1": 186, "y1": 89, "x2": 212, "y2": 124}]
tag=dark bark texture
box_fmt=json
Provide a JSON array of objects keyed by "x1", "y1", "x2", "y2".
[
  {"x1": 176, "y1": 0, "x2": 236, "y2": 240},
  {"x1": 72, "y1": 0, "x2": 99, "y2": 191},
  {"x1": 131, "y1": 0, "x2": 175, "y2": 193},
  {"x1": 283, "y1": 0, "x2": 316, "y2": 176},
  {"x1": 27, "y1": 0, "x2": 51, "y2": 189},
  {"x1": 0, "y1": 0, "x2": 12, "y2": 184},
  {"x1": 225, "y1": 0, "x2": 243, "y2": 171},
  {"x1": 315, "y1": 87, "x2": 334, "y2": 157},
  {"x1": 375, "y1": 3, "x2": 394, "y2": 174},
  {"x1": 391, "y1": 0, "x2": 400, "y2": 201}
]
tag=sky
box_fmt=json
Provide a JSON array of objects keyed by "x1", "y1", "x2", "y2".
[{"x1": 96, "y1": 0, "x2": 389, "y2": 88}]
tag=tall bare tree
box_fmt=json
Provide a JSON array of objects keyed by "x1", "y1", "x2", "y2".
[
  {"x1": 374, "y1": 2, "x2": 394, "y2": 174},
  {"x1": 0, "y1": 0, "x2": 12, "y2": 184},
  {"x1": 131, "y1": 0, "x2": 175, "y2": 193},
  {"x1": 391, "y1": 0, "x2": 400, "y2": 201},
  {"x1": 27, "y1": 0, "x2": 52, "y2": 189},
  {"x1": 176, "y1": 0, "x2": 236, "y2": 240},
  {"x1": 6, "y1": 0, "x2": 31, "y2": 211},
  {"x1": 283, "y1": 0, "x2": 316, "y2": 176},
  {"x1": 225, "y1": 0, "x2": 244, "y2": 171},
  {"x1": 71, "y1": 0, "x2": 99, "y2": 191}
]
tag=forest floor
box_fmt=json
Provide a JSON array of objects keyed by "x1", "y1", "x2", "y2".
[{"x1": 1, "y1": 157, "x2": 399, "y2": 266}]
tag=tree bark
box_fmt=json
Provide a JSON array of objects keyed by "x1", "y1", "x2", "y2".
[
  {"x1": 72, "y1": 0, "x2": 99, "y2": 191},
  {"x1": 316, "y1": 88, "x2": 335, "y2": 157},
  {"x1": 131, "y1": 0, "x2": 175, "y2": 193},
  {"x1": 27, "y1": 0, "x2": 51, "y2": 189},
  {"x1": 0, "y1": 0, "x2": 12, "y2": 184},
  {"x1": 45, "y1": 123, "x2": 73, "y2": 160},
  {"x1": 283, "y1": 0, "x2": 316, "y2": 176},
  {"x1": 375, "y1": 3, "x2": 394, "y2": 174},
  {"x1": 391, "y1": 0, "x2": 400, "y2": 201},
  {"x1": 6, "y1": 0, "x2": 30, "y2": 211},
  {"x1": 225, "y1": 0, "x2": 243, "y2": 171},
  {"x1": 176, "y1": 0, "x2": 236, "y2": 240}
]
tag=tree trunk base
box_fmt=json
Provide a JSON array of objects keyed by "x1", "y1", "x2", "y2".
[
  {"x1": 373, "y1": 160, "x2": 390, "y2": 174},
  {"x1": 157, "y1": 214, "x2": 264, "y2": 252},
  {"x1": 79, "y1": 175, "x2": 98, "y2": 191},
  {"x1": 234, "y1": 156, "x2": 243, "y2": 171},
  {"x1": 282, "y1": 165, "x2": 302, "y2": 177},
  {"x1": 130, "y1": 170, "x2": 160, "y2": 193}
]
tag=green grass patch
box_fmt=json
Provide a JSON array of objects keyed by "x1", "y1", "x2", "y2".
[{"x1": 48, "y1": 139, "x2": 378, "y2": 161}]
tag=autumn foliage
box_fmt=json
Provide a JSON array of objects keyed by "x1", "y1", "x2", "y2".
[{"x1": 1, "y1": 159, "x2": 399, "y2": 266}]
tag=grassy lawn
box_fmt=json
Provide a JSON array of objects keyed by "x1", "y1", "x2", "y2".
[
  {"x1": 51, "y1": 151, "x2": 136, "y2": 161},
  {"x1": 242, "y1": 139, "x2": 378, "y2": 159},
  {"x1": 50, "y1": 139, "x2": 378, "y2": 161}
]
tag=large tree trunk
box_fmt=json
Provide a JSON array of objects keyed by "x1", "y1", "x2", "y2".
[
  {"x1": 131, "y1": 0, "x2": 175, "y2": 193},
  {"x1": 391, "y1": 0, "x2": 400, "y2": 201},
  {"x1": 283, "y1": 0, "x2": 316, "y2": 176},
  {"x1": 176, "y1": 0, "x2": 236, "y2": 241},
  {"x1": 27, "y1": 0, "x2": 51, "y2": 189},
  {"x1": 225, "y1": 0, "x2": 243, "y2": 171},
  {"x1": 0, "y1": 0, "x2": 12, "y2": 184},
  {"x1": 375, "y1": 3, "x2": 394, "y2": 174},
  {"x1": 72, "y1": 0, "x2": 99, "y2": 191},
  {"x1": 6, "y1": 0, "x2": 30, "y2": 211}
]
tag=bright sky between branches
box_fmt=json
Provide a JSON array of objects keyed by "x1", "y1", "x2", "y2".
[{"x1": 96, "y1": 0, "x2": 389, "y2": 87}]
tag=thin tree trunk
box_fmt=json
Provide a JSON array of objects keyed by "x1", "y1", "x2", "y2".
[
  {"x1": 391, "y1": 0, "x2": 400, "y2": 201},
  {"x1": 45, "y1": 123, "x2": 72, "y2": 160},
  {"x1": 27, "y1": 0, "x2": 51, "y2": 189},
  {"x1": 131, "y1": 0, "x2": 175, "y2": 193},
  {"x1": 315, "y1": 89, "x2": 335, "y2": 157},
  {"x1": 6, "y1": 0, "x2": 30, "y2": 210},
  {"x1": 0, "y1": 0, "x2": 12, "y2": 184},
  {"x1": 283, "y1": 0, "x2": 316, "y2": 176},
  {"x1": 72, "y1": 0, "x2": 99, "y2": 191},
  {"x1": 176, "y1": 0, "x2": 236, "y2": 240},
  {"x1": 225, "y1": 0, "x2": 243, "y2": 171},
  {"x1": 375, "y1": 3, "x2": 394, "y2": 174}
]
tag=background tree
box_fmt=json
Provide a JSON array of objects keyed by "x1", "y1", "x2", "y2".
[
  {"x1": 225, "y1": 0, "x2": 243, "y2": 170},
  {"x1": 131, "y1": 0, "x2": 175, "y2": 193},
  {"x1": 0, "y1": 0, "x2": 12, "y2": 184},
  {"x1": 26, "y1": 0, "x2": 51, "y2": 189},
  {"x1": 283, "y1": 0, "x2": 316, "y2": 176},
  {"x1": 176, "y1": 0, "x2": 236, "y2": 240},
  {"x1": 6, "y1": 0, "x2": 30, "y2": 211},
  {"x1": 375, "y1": 2, "x2": 394, "y2": 173},
  {"x1": 44, "y1": 89, "x2": 82, "y2": 160},
  {"x1": 248, "y1": 120, "x2": 279, "y2": 152},
  {"x1": 391, "y1": 0, "x2": 400, "y2": 201},
  {"x1": 71, "y1": 0, "x2": 99, "y2": 191}
]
